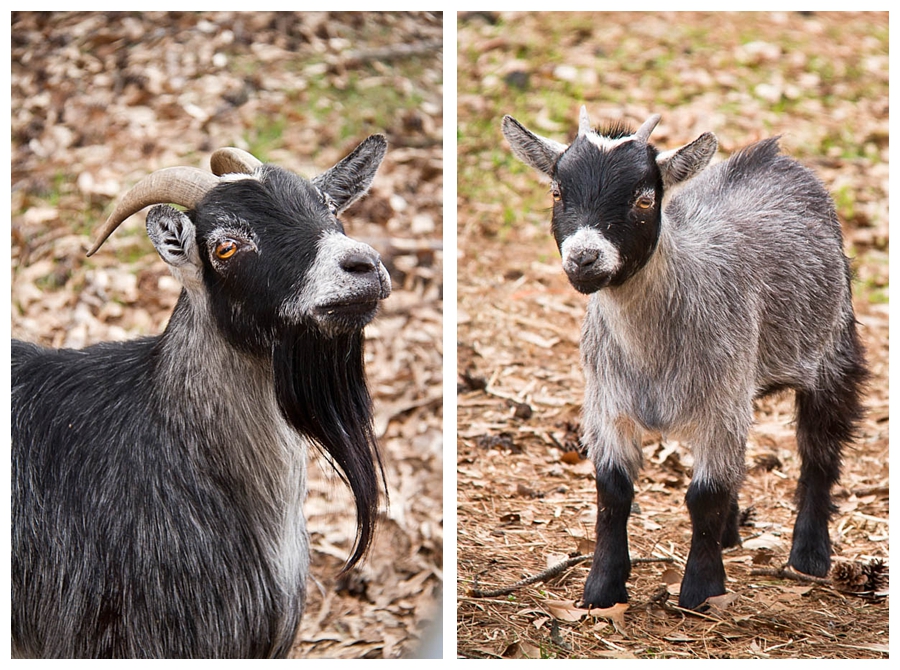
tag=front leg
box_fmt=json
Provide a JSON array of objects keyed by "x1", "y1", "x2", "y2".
[
  {"x1": 578, "y1": 339, "x2": 644, "y2": 609},
  {"x1": 679, "y1": 425, "x2": 748, "y2": 610},
  {"x1": 582, "y1": 464, "x2": 633, "y2": 608},
  {"x1": 679, "y1": 480, "x2": 732, "y2": 609}
]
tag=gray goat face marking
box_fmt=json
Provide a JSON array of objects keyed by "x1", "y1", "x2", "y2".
[
  {"x1": 284, "y1": 230, "x2": 392, "y2": 336},
  {"x1": 146, "y1": 135, "x2": 390, "y2": 348},
  {"x1": 502, "y1": 108, "x2": 717, "y2": 293}
]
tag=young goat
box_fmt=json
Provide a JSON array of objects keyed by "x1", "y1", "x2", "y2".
[
  {"x1": 502, "y1": 108, "x2": 867, "y2": 610},
  {"x1": 12, "y1": 137, "x2": 390, "y2": 657}
]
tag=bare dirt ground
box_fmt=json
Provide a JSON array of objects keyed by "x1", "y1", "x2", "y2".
[
  {"x1": 457, "y1": 11, "x2": 888, "y2": 659},
  {"x1": 11, "y1": 11, "x2": 442, "y2": 658}
]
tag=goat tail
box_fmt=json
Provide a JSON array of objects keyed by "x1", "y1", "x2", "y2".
[{"x1": 273, "y1": 325, "x2": 387, "y2": 570}]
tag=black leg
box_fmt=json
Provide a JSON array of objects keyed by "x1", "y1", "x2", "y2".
[
  {"x1": 582, "y1": 465, "x2": 633, "y2": 609},
  {"x1": 721, "y1": 493, "x2": 741, "y2": 549},
  {"x1": 789, "y1": 459, "x2": 835, "y2": 577},
  {"x1": 790, "y1": 327, "x2": 866, "y2": 577},
  {"x1": 679, "y1": 480, "x2": 731, "y2": 610}
]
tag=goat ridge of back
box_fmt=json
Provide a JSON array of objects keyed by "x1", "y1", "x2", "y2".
[
  {"x1": 12, "y1": 137, "x2": 392, "y2": 659},
  {"x1": 502, "y1": 107, "x2": 867, "y2": 612}
]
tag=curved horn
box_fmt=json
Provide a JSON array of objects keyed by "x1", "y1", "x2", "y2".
[
  {"x1": 634, "y1": 114, "x2": 661, "y2": 144},
  {"x1": 87, "y1": 167, "x2": 220, "y2": 256},
  {"x1": 210, "y1": 147, "x2": 262, "y2": 177},
  {"x1": 578, "y1": 105, "x2": 592, "y2": 136}
]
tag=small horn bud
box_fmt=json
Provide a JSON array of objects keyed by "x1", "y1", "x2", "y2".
[
  {"x1": 578, "y1": 105, "x2": 592, "y2": 136},
  {"x1": 634, "y1": 114, "x2": 662, "y2": 144}
]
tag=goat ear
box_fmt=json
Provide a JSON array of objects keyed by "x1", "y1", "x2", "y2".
[
  {"x1": 146, "y1": 205, "x2": 201, "y2": 276},
  {"x1": 313, "y1": 134, "x2": 387, "y2": 214},
  {"x1": 502, "y1": 115, "x2": 567, "y2": 177},
  {"x1": 656, "y1": 132, "x2": 718, "y2": 189}
]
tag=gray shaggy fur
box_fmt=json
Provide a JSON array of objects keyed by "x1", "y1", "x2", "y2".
[
  {"x1": 12, "y1": 136, "x2": 390, "y2": 658},
  {"x1": 503, "y1": 108, "x2": 867, "y2": 611}
]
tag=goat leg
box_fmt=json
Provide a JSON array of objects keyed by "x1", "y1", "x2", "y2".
[
  {"x1": 582, "y1": 465, "x2": 633, "y2": 609},
  {"x1": 679, "y1": 480, "x2": 731, "y2": 610}
]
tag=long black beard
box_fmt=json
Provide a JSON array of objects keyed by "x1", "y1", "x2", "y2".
[{"x1": 273, "y1": 324, "x2": 384, "y2": 569}]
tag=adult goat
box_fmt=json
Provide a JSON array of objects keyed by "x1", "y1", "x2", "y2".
[{"x1": 12, "y1": 137, "x2": 390, "y2": 657}]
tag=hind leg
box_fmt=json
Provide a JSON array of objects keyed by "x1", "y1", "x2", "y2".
[{"x1": 790, "y1": 330, "x2": 866, "y2": 576}]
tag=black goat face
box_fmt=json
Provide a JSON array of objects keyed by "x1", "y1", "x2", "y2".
[
  {"x1": 550, "y1": 135, "x2": 663, "y2": 293},
  {"x1": 146, "y1": 136, "x2": 390, "y2": 349},
  {"x1": 194, "y1": 170, "x2": 391, "y2": 340},
  {"x1": 502, "y1": 109, "x2": 718, "y2": 294}
]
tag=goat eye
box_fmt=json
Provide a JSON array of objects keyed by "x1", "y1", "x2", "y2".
[
  {"x1": 215, "y1": 239, "x2": 239, "y2": 260},
  {"x1": 635, "y1": 195, "x2": 655, "y2": 210},
  {"x1": 551, "y1": 182, "x2": 562, "y2": 202}
]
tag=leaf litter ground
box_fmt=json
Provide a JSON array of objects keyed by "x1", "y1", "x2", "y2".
[
  {"x1": 456, "y1": 11, "x2": 888, "y2": 659},
  {"x1": 11, "y1": 11, "x2": 443, "y2": 659}
]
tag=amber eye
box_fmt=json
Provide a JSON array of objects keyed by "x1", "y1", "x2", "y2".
[
  {"x1": 215, "y1": 239, "x2": 239, "y2": 260},
  {"x1": 551, "y1": 182, "x2": 562, "y2": 202},
  {"x1": 635, "y1": 195, "x2": 654, "y2": 210}
]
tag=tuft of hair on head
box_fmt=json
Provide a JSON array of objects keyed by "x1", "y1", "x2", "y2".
[{"x1": 594, "y1": 120, "x2": 636, "y2": 141}]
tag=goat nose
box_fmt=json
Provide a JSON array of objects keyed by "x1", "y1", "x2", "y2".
[
  {"x1": 340, "y1": 251, "x2": 379, "y2": 275},
  {"x1": 571, "y1": 248, "x2": 599, "y2": 269}
]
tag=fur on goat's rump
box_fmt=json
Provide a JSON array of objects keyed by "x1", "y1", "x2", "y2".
[{"x1": 11, "y1": 137, "x2": 390, "y2": 658}]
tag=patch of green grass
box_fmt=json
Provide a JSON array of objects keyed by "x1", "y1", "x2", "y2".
[
  {"x1": 848, "y1": 246, "x2": 889, "y2": 308},
  {"x1": 818, "y1": 127, "x2": 872, "y2": 162},
  {"x1": 114, "y1": 238, "x2": 155, "y2": 264},
  {"x1": 34, "y1": 271, "x2": 69, "y2": 292},
  {"x1": 866, "y1": 288, "x2": 889, "y2": 304},
  {"x1": 832, "y1": 184, "x2": 857, "y2": 222},
  {"x1": 245, "y1": 115, "x2": 287, "y2": 162},
  {"x1": 236, "y1": 47, "x2": 436, "y2": 152},
  {"x1": 47, "y1": 171, "x2": 70, "y2": 206},
  {"x1": 74, "y1": 210, "x2": 103, "y2": 239},
  {"x1": 539, "y1": 644, "x2": 559, "y2": 659},
  {"x1": 304, "y1": 64, "x2": 430, "y2": 142},
  {"x1": 854, "y1": 275, "x2": 889, "y2": 306}
]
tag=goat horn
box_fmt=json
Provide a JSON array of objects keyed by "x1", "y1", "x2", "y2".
[
  {"x1": 634, "y1": 114, "x2": 661, "y2": 144},
  {"x1": 210, "y1": 147, "x2": 262, "y2": 177},
  {"x1": 578, "y1": 105, "x2": 592, "y2": 136},
  {"x1": 87, "y1": 167, "x2": 220, "y2": 256}
]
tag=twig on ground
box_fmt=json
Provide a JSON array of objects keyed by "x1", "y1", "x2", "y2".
[
  {"x1": 468, "y1": 554, "x2": 675, "y2": 598},
  {"x1": 749, "y1": 566, "x2": 832, "y2": 586}
]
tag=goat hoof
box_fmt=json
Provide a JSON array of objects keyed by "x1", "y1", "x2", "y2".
[
  {"x1": 789, "y1": 526, "x2": 831, "y2": 577},
  {"x1": 789, "y1": 547, "x2": 831, "y2": 578},
  {"x1": 582, "y1": 582, "x2": 628, "y2": 610},
  {"x1": 678, "y1": 579, "x2": 726, "y2": 611}
]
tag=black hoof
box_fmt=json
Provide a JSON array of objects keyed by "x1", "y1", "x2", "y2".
[
  {"x1": 678, "y1": 581, "x2": 725, "y2": 610},
  {"x1": 582, "y1": 579, "x2": 628, "y2": 609},
  {"x1": 789, "y1": 544, "x2": 831, "y2": 577}
]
